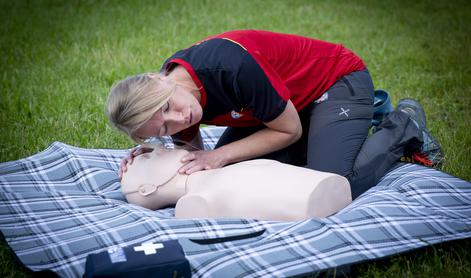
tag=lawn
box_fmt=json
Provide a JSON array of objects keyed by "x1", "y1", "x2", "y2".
[{"x1": 0, "y1": 0, "x2": 470, "y2": 277}]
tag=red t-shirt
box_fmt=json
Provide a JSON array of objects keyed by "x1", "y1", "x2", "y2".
[{"x1": 162, "y1": 30, "x2": 365, "y2": 139}]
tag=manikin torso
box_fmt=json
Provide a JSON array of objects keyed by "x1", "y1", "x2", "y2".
[{"x1": 121, "y1": 148, "x2": 352, "y2": 221}]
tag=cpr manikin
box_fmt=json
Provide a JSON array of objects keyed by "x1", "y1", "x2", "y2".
[{"x1": 121, "y1": 148, "x2": 352, "y2": 221}]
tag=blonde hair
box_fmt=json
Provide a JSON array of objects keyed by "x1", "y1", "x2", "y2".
[{"x1": 106, "y1": 73, "x2": 175, "y2": 143}]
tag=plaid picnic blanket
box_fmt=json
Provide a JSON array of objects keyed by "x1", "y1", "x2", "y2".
[{"x1": 1, "y1": 127, "x2": 470, "y2": 277}]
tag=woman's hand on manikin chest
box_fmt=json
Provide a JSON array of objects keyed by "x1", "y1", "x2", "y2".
[{"x1": 178, "y1": 148, "x2": 229, "y2": 174}]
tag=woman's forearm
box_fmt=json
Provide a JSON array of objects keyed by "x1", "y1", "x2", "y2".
[
  {"x1": 214, "y1": 125, "x2": 302, "y2": 165},
  {"x1": 215, "y1": 100, "x2": 302, "y2": 164}
]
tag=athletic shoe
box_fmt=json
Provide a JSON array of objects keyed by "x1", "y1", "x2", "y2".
[
  {"x1": 397, "y1": 98, "x2": 445, "y2": 169},
  {"x1": 397, "y1": 98, "x2": 427, "y2": 130}
]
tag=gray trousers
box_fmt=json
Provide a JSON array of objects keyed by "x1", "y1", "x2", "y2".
[{"x1": 216, "y1": 69, "x2": 423, "y2": 199}]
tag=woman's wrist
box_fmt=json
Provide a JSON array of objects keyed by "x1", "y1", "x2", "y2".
[{"x1": 212, "y1": 146, "x2": 233, "y2": 167}]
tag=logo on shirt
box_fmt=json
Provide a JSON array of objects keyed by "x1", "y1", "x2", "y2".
[
  {"x1": 231, "y1": 110, "x2": 243, "y2": 119},
  {"x1": 314, "y1": 92, "x2": 329, "y2": 104}
]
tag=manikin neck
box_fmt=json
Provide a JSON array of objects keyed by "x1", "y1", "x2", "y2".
[{"x1": 165, "y1": 172, "x2": 189, "y2": 203}]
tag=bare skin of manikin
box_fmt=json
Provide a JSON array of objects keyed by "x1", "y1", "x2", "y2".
[{"x1": 121, "y1": 148, "x2": 352, "y2": 221}]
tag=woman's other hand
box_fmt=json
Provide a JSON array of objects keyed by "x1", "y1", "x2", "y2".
[
  {"x1": 178, "y1": 149, "x2": 228, "y2": 174},
  {"x1": 118, "y1": 146, "x2": 154, "y2": 178}
]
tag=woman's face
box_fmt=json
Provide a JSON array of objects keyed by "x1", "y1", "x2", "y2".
[{"x1": 134, "y1": 82, "x2": 203, "y2": 139}]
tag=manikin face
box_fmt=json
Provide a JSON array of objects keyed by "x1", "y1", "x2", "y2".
[
  {"x1": 121, "y1": 148, "x2": 190, "y2": 209},
  {"x1": 134, "y1": 82, "x2": 203, "y2": 139}
]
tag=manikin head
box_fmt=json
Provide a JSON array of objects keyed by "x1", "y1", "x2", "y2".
[{"x1": 121, "y1": 148, "x2": 190, "y2": 210}]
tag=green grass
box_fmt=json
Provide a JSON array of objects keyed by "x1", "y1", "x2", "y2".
[{"x1": 0, "y1": 0, "x2": 470, "y2": 276}]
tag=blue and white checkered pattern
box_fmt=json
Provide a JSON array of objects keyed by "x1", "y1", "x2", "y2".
[{"x1": 1, "y1": 127, "x2": 470, "y2": 277}]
